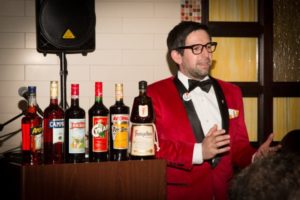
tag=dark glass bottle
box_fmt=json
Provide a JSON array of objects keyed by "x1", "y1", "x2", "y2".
[
  {"x1": 21, "y1": 86, "x2": 43, "y2": 165},
  {"x1": 64, "y1": 84, "x2": 86, "y2": 163},
  {"x1": 43, "y1": 81, "x2": 65, "y2": 164},
  {"x1": 130, "y1": 81, "x2": 155, "y2": 160},
  {"x1": 88, "y1": 82, "x2": 109, "y2": 162},
  {"x1": 109, "y1": 83, "x2": 129, "y2": 161}
]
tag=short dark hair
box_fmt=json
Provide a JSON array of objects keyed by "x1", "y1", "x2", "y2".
[
  {"x1": 229, "y1": 152, "x2": 300, "y2": 200},
  {"x1": 167, "y1": 21, "x2": 211, "y2": 55},
  {"x1": 280, "y1": 129, "x2": 300, "y2": 155}
]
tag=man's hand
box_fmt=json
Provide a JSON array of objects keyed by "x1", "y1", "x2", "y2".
[
  {"x1": 254, "y1": 133, "x2": 281, "y2": 161},
  {"x1": 202, "y1": 124, "x2": 230, "y2": 160}
]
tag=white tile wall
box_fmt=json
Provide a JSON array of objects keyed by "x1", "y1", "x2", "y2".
[
  {"x1": 0, "y1": 65, "x2": 25, "y2": 80},
  {"x1": 0, "y1": 33, "x2": 25, "y2": 48},
  {"x1": 0, "y1": 0, "x2": 181, "y2": 154},
  {"x1": 0, "y1": 0, "x2": 25, "y2": 17}
]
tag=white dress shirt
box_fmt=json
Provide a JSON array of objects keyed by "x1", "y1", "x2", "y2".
[{"x1": 177, "y1": 71, "x2": 222, "y2": 164}]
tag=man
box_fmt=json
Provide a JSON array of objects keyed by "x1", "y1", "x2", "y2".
[{"x1": 147, "y1": 21, "x2": 279, "y2": 200}]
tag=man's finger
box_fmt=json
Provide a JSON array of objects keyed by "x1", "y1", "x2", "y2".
[
  {"x1": 270, "y1": 144, "x2": 282, "y2": 152},
  {"x1": 206, "y1": 124, "x2": 218, "y2": 136},
  {"x1": 215, "y1": 133, "x2": 229, "y2": 142},
  {"x1": 216, "y1": 146, "x2": 230, "y2": 154},
  {"x1": 264, "y1": 133, "x2": 274, "y2": 146}
]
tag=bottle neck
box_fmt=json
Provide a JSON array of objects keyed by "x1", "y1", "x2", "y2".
[
  {"x1": 28, "y1": 94, "x2": 37, "y2": 113},
  {"x1": 95, "y1": 95, "x2": 103, "y2": 104},
  {"x1": 115, "y1": 92, "x2": 124, "y2": 103},
  {"x1": 70, "y1": 84, "x2": 80, "y2": 107},
  {"x1": 115, "y1": 98, "x2": 124, "y2": 105},
  {"x1": 115, "y1": 94, "x2": 124, "y2": 104},
  {"x1": 50, "y1": 96, "x2": 59, "y2": 105},
  {"x1": 50, "y1": 82, "x2": 59, "y2": 105},
  {"x1": 139, "y1": 88, "x2": 146, "y2": 96},
  {"x1": 71, "y1": 95, "x2": 79, "y2": 107},
  {"x1": 115, "y1": 84, "x2": 124, "y2": 104}
]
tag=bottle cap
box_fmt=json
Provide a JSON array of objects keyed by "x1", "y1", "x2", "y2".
[
  {"x1": 115, "y1": 83, "x2": 123, "y2": 91},
  {"x1": 71, "y1": 84, "x2": 79, "y2": 96},
  {"x1": 28, "y1": 86, "x2": 36, "y2": 94},
  {"x1": 95, "y1": 82, "x2": 103, "y2": 97},
  {"x1": 139, "y1": 81, "x2": 147, "y2": 90},
  {"x1": 115, "y1": 83, "x2": 123, "y2": 100}
]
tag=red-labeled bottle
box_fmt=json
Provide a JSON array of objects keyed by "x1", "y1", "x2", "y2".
[
  {"x1": 43, "y1": 81, "x2": 64, "y2": 164},
  {"x1": 21, "y1": 86, "x2": 43, "y2": 165},
  {"x1": 88, "y1": 82, "x2": 109, "y2": 162},
  {"x1": 64, "y1": 84, "x2": 86, "y2": 163}
]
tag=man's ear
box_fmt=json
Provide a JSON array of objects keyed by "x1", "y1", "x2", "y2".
[{"x1": 170, "y1": 50, "x2": 182, "y2": 65}]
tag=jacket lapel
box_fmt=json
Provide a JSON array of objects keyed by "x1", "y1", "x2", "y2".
[
  {"x1": 173, "y1": 77, "x2": 205, "y2": 143},
  {"x1": 209, "y1": 76, "x2": 229, "y2": 167},
  {"x1": 173, "y1": 75, "x2": 229, "y2": 168},
  {"x1": 210, "y1": 76, "x2": 229, "y2": 132}
]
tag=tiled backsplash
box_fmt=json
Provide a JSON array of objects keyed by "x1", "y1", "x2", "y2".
[{"x1": 0, "y1": 0, "x2": 180, "y2": 153}]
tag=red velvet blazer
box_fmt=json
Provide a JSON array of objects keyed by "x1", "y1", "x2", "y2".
[{"x1": 147, "y1": 76, "x2": 256, "y2": 200}]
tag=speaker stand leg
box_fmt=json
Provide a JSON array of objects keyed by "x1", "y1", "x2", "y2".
[{"x1": 58, "y1": 52, "x2": 68, "y2": 111}]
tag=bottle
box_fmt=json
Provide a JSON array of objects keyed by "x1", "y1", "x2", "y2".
[
  {"x1": 130, "y1": 81, "x2": 156, "y2": 160},
  {"x1": 21, "y1": 86, "x2": 43, "y2": 165},
  {"x1": 88, "y1": 82, "x2": 109, "y2": 162},
  {"x1": 43, "y1": 81, "x2": 64, "y2": 164},
  {"x1": 64, "y1": 84, "x2": 86, "y2": 163},
  {"x1": 109, "y1": 83, "x2": 130, "y2": 161}
]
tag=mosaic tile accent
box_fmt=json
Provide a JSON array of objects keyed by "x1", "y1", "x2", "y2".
[{"x1": 181, "y1": 0, "x2": 201, "y2": 22}]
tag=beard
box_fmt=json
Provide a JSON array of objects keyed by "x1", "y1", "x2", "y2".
[{"x1": 187, "y1": 59, "x2": 212, "y2": 80}]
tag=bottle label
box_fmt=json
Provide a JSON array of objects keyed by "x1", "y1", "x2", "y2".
[
  {"x1": 138, "y1": 105, "x2": 148, "y2": 117},
  {"x1": 22, "y1": 123, "x2": 31, "y2": 151},
  {"x1": 111, "y1": 114, "x2": 129, "y2": 149},
  {"x1": 69, "y1": 119, "x2": 85, "y2": 153},
  {"x1": 92, "y1": 116, "x2": 108, "y2": 152},
  {"x1": 49, "y1": 119, "x2": 64, "y2": 144},
  {"x1": 131, "y1": 124, "x2": 155, "y2": 156},
  {"x1": 30, "y1": 125, "x2": 43, "y2": 151}
]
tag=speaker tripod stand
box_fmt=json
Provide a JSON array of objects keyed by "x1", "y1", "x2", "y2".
[
  {"x1": 58, "y1": 52, "x2": 69, "y2": 111},
  {"x1": 36, "y1": 0, "x2": 96, "y2": 111}
]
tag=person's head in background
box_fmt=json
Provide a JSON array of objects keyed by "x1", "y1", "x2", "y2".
[
  {"x1": 229, "y1": 152, "x2": 300, "y2": 200},
  {"x1": 280, "y1": 129, "x2": 300, "y2": 155}
]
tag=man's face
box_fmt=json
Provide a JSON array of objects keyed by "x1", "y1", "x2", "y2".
[{"x1": 178, "y1": 30, "x2": 213, "y2": 80}]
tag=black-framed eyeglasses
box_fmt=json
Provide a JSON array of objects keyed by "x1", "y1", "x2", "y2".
[{"x1": 176, "y1": 42, "x2": 218, "y2": 55}]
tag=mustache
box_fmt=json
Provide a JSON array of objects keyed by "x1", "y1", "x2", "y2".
[{"x1": 197, "y1": 59, "x2": 212, "y2": 65}]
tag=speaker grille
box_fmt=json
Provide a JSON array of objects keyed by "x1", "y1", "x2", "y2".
[{"x1": 36, "y1": 0, "x2": 96, "y2": 54}]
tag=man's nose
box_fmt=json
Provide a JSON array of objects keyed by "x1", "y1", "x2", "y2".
[{"x1": 201, "y1": 47, "x2": 210, "y2": 57}]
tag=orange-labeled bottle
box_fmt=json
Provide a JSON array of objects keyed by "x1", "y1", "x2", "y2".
[
  {"x1": 109, "y1": 83, "x2": 129, "y2": 161},
  {"x1": 21, "y1": 86, "x2": 43, "y2": 165}
]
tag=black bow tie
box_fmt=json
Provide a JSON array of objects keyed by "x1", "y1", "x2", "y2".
[{"x1": 188, "y1": 79, "x2": 212, "y2": 93}]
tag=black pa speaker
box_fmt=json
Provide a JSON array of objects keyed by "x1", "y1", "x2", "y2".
[{"x1": 36, "y1": 0, "x2": 96, "y2": 55}]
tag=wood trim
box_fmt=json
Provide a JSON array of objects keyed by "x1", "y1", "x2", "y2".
[
  {"x1": 201, "y1": 0, "x2": 300, "y2": 143},
  {"x1": 208, "y1": 22, "x2": 263, "y2": 37},
  {"x1": 258, "y1": 0, "x2": 273, "y2": 144},
  {"x1": 272, "y1": 82, "x2": 300, "y2": 97},
  {"x1": 231, "y1": 82, "x2": 262, "y2": 97},
  {"x1": 201, "y1": 0, "x2": 209, "y2": 24}
]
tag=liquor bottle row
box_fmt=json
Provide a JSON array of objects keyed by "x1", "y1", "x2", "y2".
[{"x1": 21, "y1": 81, "x2": 158, "y2": 165}]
